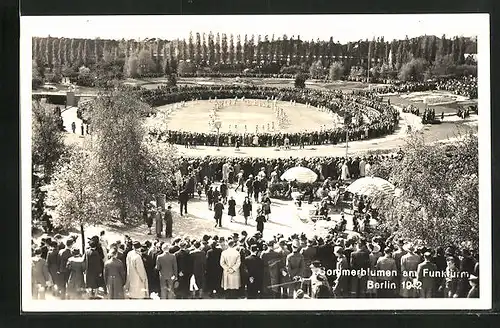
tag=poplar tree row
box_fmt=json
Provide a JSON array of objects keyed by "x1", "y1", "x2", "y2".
[{"x1": 32, "y1": 33, "x2": 477, "y2": 75}]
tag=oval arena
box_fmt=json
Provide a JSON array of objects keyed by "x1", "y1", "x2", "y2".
[{"x1": 141, "y1": 85, "x2": 400, "y2": 148}]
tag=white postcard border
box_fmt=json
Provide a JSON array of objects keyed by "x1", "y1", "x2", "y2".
[{"x1": 20, "y1": 14, "x2": 492, "y2": 312}]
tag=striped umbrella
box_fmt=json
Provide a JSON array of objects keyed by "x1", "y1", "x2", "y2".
[
  {"x1": 346, "y1": 176, "x2": 395, "y2": 198},
  {"x1": 280, "y1": 167, "x2": 318, "y2": 184}
]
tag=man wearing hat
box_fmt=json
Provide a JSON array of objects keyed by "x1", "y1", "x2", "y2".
[
  {"x1": 244, "y1": 244, "x2": 265, "y2": 299},
  {"x1": 164, "y1": 205, "x2": 173, "y2": 238},
  {"x1": 213, "y1": 198, "x2": 224, "y2": 228},
  {"x1": 103, "y1": 248, "x2": 126, "y2": 299},
  {"x1": 400, "y1": 243, "x2": 421, "y2": 298},
  {"x1": 392, "y1": 239, "x2": 407, "y2": 296},
  {"x1": 178, "y1": 187, "x2": 189, "y2": 216},
  {"x1": 302, "y1": 260, "x2": 332, "y2": 298},
  {"x1": 32, "y1": 248, "x2": 52, "y2": 299},
  {"x1": 261, "y1": 240, "x2": 281, "y2": 298},
  {"x1": 375, "y1": 247, "x2": 398, "y2": 298},
  {"x1": 85, "y1": 239, "x2": 105, "y2": 298},
  {"x1": 156, "y1": 243, "x2": 178, "y2": 299},
  {"x1": 349, "y1": 239, "x2": 370, "y2": 298},
  {"x1": 245, "y1": 175, "x2": 254, "y2": 199},
  {"x1": 301, "y1": 239, "x2": 317, "y2": 278},
  {"x1": 125, "y1": 241, "x2": 149, "y2": 299},
  {"x1": 467, "y1": 274, "x2": 479, "y2": 298},
  {"x1": 45, "y1": 240, "x2": 60, "y2": 297},
  {"x1": 57, "y1": 238, "x2": 74, "y2": 299},
  {"x1": 174, "y1": 241, "x2": 193, "y2": 299},
  {"x1": 155, "y1": 205, "x2": 164, "y2": 238},
  {"x1": 286, "y1": 239, "x2": 305, "y2": 298},
  {"x1": 190, "y1": 241, "x2": 207, "y2": 299},
  {"x1": 333, "y1": 246, "x2": 349, "y2": 297},
  {"x1": 416, "y1": 251, "x2": 437, "y2": 298}
]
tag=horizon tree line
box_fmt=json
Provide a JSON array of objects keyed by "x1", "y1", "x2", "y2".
[{"x1": 32, "y1": 33, "x2": 477, "y2": 81}]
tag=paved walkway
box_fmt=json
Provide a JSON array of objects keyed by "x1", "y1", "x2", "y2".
[{"x1": 36, "y1": 182, "x2": 364, "y2": 252}]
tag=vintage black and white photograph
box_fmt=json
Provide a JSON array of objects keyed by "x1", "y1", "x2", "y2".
[{"x1": 21, "y1": 14, "x2": 491, "y2": 311}]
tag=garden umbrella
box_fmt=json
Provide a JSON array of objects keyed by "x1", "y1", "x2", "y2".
[
  {"x1": 346, "y1": 176, "x2": 395, "y2": 198},
  {"x1": 280, "y1": 167, "x2": 318, "y2": 184}
]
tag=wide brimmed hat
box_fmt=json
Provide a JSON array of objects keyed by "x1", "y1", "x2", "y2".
[
  {"x1": 310, "y1": 260, "x2": 322, "y2": 269},
  {"x1": 468, "y1": 274, "x2": 479, "y2": 282}
]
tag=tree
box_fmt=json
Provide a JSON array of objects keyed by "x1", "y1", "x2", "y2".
[
  {"x1": 177, "y1": 60, "x2": 196, "y2": 76},
  {"x1": 32, "y1": 100, "x2": 66, "y2": 178},
  {"x1": 32, "y1": 60, "x2": 44, "y2": 89},
  {"x1": 124, "y1": 54, "x2": 139, "y2": 77},
  {"x1": 255, "y1": 35, "x2": 262, "y2": 64},
  {"x1": 328, "y1": 61, "x2": 344, "y2": 81},
  {"x1": 215, "y1": 33, "x2": 221, "y2": 64},
  {"x1": 236, "y1": 34, "x2": 242, "y2": 64},
  {"x1": 141, "y1": 142, "x2": 178, "y2": 197},
  {"x1": 195, "y1": 32, "x2": 202, "y2": 65},
  {"x1": 188, "y1": 31, "x2": 195, "y2": 62},
  {"x1": 137, "y1": 49, "x2": 155, "y2": 76},
  {"x1": 201, "y1": 33, "x2": 208, "y2": 64},
  {"x1": 229, "y1": 34, "x2": 235, "y2": 65},
  {"x1": 378, "y1": 133, "x2": 478, "y2": 249},
  {"x1": 167, "y1": 73, "x2": 177, "y2": 87},
  {"x1": 82, "y1": 39, "x2": 89, "y2": 66},
  {"x1": 221, "y1": 33, "x2": 228, "y2": 64},
  {"x1": 398, "y1": 58, "x2": 429, "y2": 82},
  {"x1": 309, "y1": 59, "x2": 324, "y2": 79},
  {"x1": 208, "y1": 32, "x2": 215, "y2": 64},
  {"x1": 431, "y1": 54, "x2": 457, "y2": 78},
  {"x1": 45, "y1": 146, "x2": 113, "y2": 252},
  {"x1": 294, "y1": 72, "x2": 307, "y2": 88},
  {"x1": 88, "y1": 88, "x2": 150, "y2": 222}
]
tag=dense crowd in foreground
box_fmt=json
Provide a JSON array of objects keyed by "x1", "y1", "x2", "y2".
[
  {"x1": 32, "y1": 162, "x2": 478, "y2": 301},
  {"x1": 31, "y1": 223, "x2": 479, "y2": 300}
]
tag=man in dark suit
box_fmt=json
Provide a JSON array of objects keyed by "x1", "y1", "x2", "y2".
[
  {"x1": 156, "y1": 243, "x2": 178, "y2": 299},
  {"x1": 46, "y1": 241, "x2": 60, "y2": 297},
  {"x1": 416, "y1": 252, "x2": 438, "y2": 298},
  {"x1": 164, "y1": 205, "x2": 173, "y2": 238},
  {"x1": 190, "y1": 241, "x2": 207, "y2": 299},
  {"x1": 57, "y1": 238, "x2": 74, "y2": 299},
  {"x1": 175, "y1": 241, "x2": 193, "y2": 299},
  {"x1": 178, "y1": 188, "x2": 189, "y2": 216},
  {"x1": 261, "y1": 240, "x2": 281, "y2": 298},
  {"x1": 350, "y1": 239, "x2": 370, "y2": 298},
  {"x1": 244, "y1": 245, "x2": 264, "y2": 299}
]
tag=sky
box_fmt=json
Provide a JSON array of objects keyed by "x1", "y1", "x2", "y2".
[{"x1": 22, "y1": 14, "x2": 487, "y2": 43}]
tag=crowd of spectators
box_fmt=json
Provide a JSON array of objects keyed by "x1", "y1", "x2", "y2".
[
  {"x1": 374, "y1": 76, "x2": 478, "y2": 99},
  {"x1": 32, "y1": 211, "x2": 479, "y2": 300}
]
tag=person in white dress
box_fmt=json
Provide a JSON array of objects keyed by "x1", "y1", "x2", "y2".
[
  {"x1": 359, "y1": 158, "x2": 367, "y2": 177},
  {"x1": 341, "y1": 161, "x2": 350, "y2": 181},
  {"x1": 365, "y1": 161, "x2": 372, "y2": 177}
]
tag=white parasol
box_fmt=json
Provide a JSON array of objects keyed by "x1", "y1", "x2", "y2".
[
  {"x1": 280, "y1": 166, "x2": 318, "y2": 184},
  {"x1": 346, "y1": 176, "x2": 395, "y2": 198}
]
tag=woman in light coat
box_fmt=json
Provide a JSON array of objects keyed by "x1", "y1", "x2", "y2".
[
  {"x1": 125, "y1": 243, "x2": 149, "y2": 299},
  {"x1": 219, "y1": 241, "x2": 241, "y2": 298}
]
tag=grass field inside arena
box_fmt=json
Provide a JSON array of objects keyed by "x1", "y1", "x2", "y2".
[{"x1": 155, "y1": 99, "x2": 342, "y2": 134}]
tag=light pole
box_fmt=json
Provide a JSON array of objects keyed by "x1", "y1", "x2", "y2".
[{"x1": 215, "y1": 120, "x2": 222, "y2": 151}]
